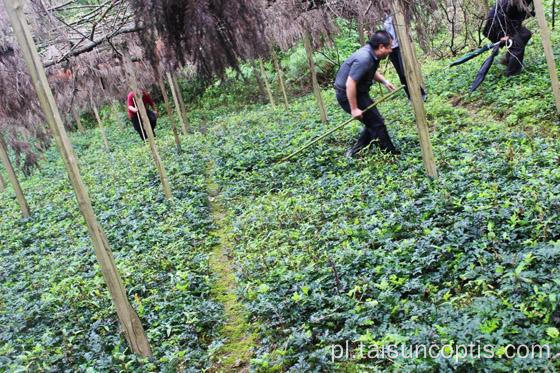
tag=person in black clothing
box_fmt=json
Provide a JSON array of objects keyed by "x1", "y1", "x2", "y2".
[
  {"x1": 383, "y1": 6, "x2": 427, "y2": 101},
  {"x1": 334, "y1": 30, "x2": 399, "y2": 158},
  {"x1": 483, "y1": 0, "x2": 535, "y2": 76}
]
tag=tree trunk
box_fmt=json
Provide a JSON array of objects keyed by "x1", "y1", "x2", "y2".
[
  {"x1": 272, "y1": 50, "x2": 289, "y2": 110},
  {"x1": 124, "y1": 55, "x2": 172, "y2": 199},
  {"x1": 167, "y1": 72, "x2": 189, "y2": 136},
  {"x1": 390, "y1": 0, "x2": 438, "y2": 178},
  {"x1": 3, "y1": 0, "x2": 152, "y2": 357},
  {"x1": 157, "y1": 74, "x2": 182, "y2": 153},
  {"x1": 92, "y1": 103, "x2": 111, "y2": 152},
  {"x1": 72, "y1": 107, "x2": 85, "y2": 132},
  {"x1": 0, "y1": 135, "x2": 30, "y2": 217},
  {"x1": 303, "y1": 31, "x2": 328, "y2": 124},
  {"x1": 534, "y1": 0, "x2": 560, "y2": 114},
  {"x1": 259, "y1": 59, "x2": 276, "y2": 107}
]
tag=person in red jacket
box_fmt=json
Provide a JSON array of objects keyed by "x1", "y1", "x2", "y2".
[{"x1": 127, "y1": 90, "x2": 158, "y2": 141}]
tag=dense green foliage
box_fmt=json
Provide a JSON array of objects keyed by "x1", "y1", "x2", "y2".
[
  {"x1": 1, "y1": 13, "x2": 560, "y2": 373},
  {"x1": 0, "y1": 117, "x2": 222, "y2": 371}
]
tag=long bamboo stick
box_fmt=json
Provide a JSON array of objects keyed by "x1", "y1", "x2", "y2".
[
  {"x1": 279, "y1": 86, "x2": 404, "y2": 163},
  {"x1": 157, "y1": 74, "x2": 182, "y2": 153},
  {"x1": 92, "y1": 103, "x2": 111, "y2": 151},
  {"x1": 303, "y1": 31, "x2": 328, "y2": 124},
  {"x1": 259, "y1": 59, "x2": 276, "y2": 107},
  {"x1": 0, "y1": 135, "x2": 30, "y2": 217},
  {"x1": 0, "y1": 172, "x2": 5, "y2": 192}
]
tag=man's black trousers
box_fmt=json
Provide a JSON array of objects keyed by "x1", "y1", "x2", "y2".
[
  {"x1": 131, "y1": 110, "x2": 157, "y2": 141},
  {"x1": 336, "y1": 91, "x2": 398, "y2": 156}
]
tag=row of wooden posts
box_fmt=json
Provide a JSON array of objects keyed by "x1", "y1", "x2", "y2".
[{"x1": 1, "y1": 0, "x2": 559, "y2": 357}]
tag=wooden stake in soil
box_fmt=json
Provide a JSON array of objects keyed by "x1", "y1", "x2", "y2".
[
  {"x1": 534, "y1": 0, "x2": 560, "y2": 115},
  {"x1": 167, "y1": 72, "x2": 189, "y2": 136},
  {"x1": 272, "y1": 50, "x2": 290, "y2": 110},
  {"x1": 390, "y1": 0, "x2": 438, "y2": 178},
  {"x1": 0, "y1": 135, "x2": 30, "y2": 217},
  {"x1": 171, "y1": 72, "x2": 189, "y2": 135},
  {"x1": 72, "y1": 106, "x2": 85, "y2": 132},
  {"x1": 91, "y1": 102, "x2": 111, "y2": 152},
  {"x1": 124, "y1": 54, "x2": 172, "y2": 199},
  {"x1": 2, "y1": 0, "x2": 152, "y2": 356},
  {"x1": 0, "y1": 171, "x2": 5, "y2": 192},
  {"x1": 157, "y1": 73, "x2": 182, "y2": 153},
  {"x1": 259, "y1": 59, "x2": 276, "y2": 107},
  {"x1": 303, "y1": 31, "x2": 328, "y2": 124}
]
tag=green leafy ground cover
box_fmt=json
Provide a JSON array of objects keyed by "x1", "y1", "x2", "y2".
[
  {"x1": 202, "y1": 32, "x2": 560, "y2": 371},
  {"x1": 1, "y1": 17, "x2": 560, "y2": 373},
  {"x1": 0, "y1": 119, "x2": 223, "y2": 371}
]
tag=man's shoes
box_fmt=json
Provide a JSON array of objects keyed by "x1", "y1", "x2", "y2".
[{"x1": 345, "y1": 148, "x2": 355, "y2": 159}]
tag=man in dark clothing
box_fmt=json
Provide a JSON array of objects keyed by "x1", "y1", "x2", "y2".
[
  {"x1": 127, "y1": 90, "x2": 158, "y2": 141},
  {"x1": 334, "y1": 30, "x2": 399, "y2": 158},
  {"x1": 483, "y1": 0, "x2": 534, "y2": 76}
]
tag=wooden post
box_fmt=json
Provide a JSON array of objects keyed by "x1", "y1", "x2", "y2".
[
  {"x1": 391, "y1": 0, "x2": 438, "y2": 177},
  {"x1": 92, "y1": 103, "x2": 111, "y2": 152},
  {"x1": 72, "y1": 107, "x2": 85, "y2": 132},
  {"x1": 123, "y1": 55, "x2": 172, "y2": 199},
  {"x1": 171, "y1": 72, "x2": 189, "y2": 135},
  {"x1": 157, "y1": 74, "x2": 182, "y2": 153},
  {"x1": 3, "y1": 0, "x2": 152, "y2": 356},
  {"x1": 167, "y1": 72, "x2": 189, "y2": 136},
  {"x1": 258, "y1": 59, "x2": 276, "y2": 107},
  {"x1": 303, "y1": 31, "x2": 328, "y2": 124},
  {"x1": 0, "y1": 172, "x2": 5, "y2": 192},
  {"x1": 272, "y1": 51, "x2": 289, "y2": 109},
  {"x1": 250, "y1": 59, "x2": 267, "y2": 101},
  {"x1": 0, "y1": 135, "x2": 30, "y2": 217},
  {"x1": 534, "y1": 0, "x2": 560, "y2": 115}
]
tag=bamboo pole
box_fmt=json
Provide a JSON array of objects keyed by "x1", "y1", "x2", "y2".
[
  {"x1": 123, "y1": 55, "x2": 172, "y2": 199},
  {"x1": 391, "y1": 0, "x2": 437, "y2": 178},
  {"x1": 92, "y1": 102, "x2": 111, "y2": 152},
  {"x1": 303, "y1": 31, "x2": 328, "y2": 124},
  {"x1": 534, "y1": 0, "x2": 560, "y2": 115},
  {"x1": 258, "y1": 59, "x2": 276, "y2": 107},
  {"x1": 157, "y1": 74, "x2": 182, "y2": 153},
  {"x1": 0, "y1": 135, "x2": 30, "y2": 217},
  {"x1": 167, "y1": 72, "x2": 189, "y2": 136},
  {"x1": 72, "y1": 107, "x2": 85, "y2": 132},
  {"x1": 272, "y1": 50, "x2": 289, "y2": 110},
  {"x1": 170, "y1": 72, "x2": 189, "y2": 135},
  {"x1": 250, "y1": 59, "x2": 267, "y2": 100},
  {"x1": 0, "y1": 172, "x2": 5, "y2": 192},
  {"x1": 280, "y1": 87, "x2": 404, "y2": 163},
  {"x1": 2, "y1": 0, "x2": 152, "y2": 356}
]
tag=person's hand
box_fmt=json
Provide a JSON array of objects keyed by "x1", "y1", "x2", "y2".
[
  {"x1": 153, "y1": 110, "x2": 158, "y2": 116},
  {"x1": 351, "y1": 108, "x2": 363, "y2": 119},
  {"x1": 384, "y1": 81, "x2": 396, "y2": 92},
  {"x1": 500, "y1": 35, "x2": 510, "y2": 42},
  {"x1": 131, "y1": 107, "x2": 138, "y2": 113}
]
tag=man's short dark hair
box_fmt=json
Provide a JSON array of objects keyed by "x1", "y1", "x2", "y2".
[{"x1": 368, "y1": 30, "x2": 393, "y2": 50}]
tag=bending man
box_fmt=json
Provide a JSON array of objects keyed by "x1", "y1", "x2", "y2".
[{"x1": 334, "y1": 30, "x2": 399, "y2": 158}]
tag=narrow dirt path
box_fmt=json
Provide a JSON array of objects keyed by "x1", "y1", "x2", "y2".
[{"x1": 206, "y1": 160, "x2": 255, "y2": 372}]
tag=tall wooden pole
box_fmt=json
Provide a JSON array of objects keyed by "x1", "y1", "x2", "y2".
[
  {"x1": 534, "y1": 0, "x2": 560, "y2": 115},
  {"x1": 0, "y1": 171, "x2": 5, "y2": 192},
  {"x1": 123, "y1": 55, "x2": 172, "y2": 199},
  {"x1": 391, "y1": 0, "x2": 437, "y2": 177},
  {"x1": 72, "y1": 107, "x2": 85, "y2": 132},
  {"x1": 170, "y1": 72, "x2": 189, "y2": 135},
  {"x1": 303, "y1": 31, "x2": 328, "y2": 124},
  {"x1": 167, "y1": 72, "x2": 189, "y2": 136},
  {"x1": 258, "y1": 59, "x2": 276, "y2": 107},
  {"x1": 0, "y1": 135, "x2": 30, "y2": 217},
  {"x1": 157, "y1": 74, "x2": 182, "y2": 153},
  {"x1": 271, "y1": 51, "x2": 289, "y2": 110},
  {"x1": 92, "y1": 102, "x2": 111, "y2": 152},
  {"x1": 3, "y1": 0, "x2": 152, "y2": 356}
]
